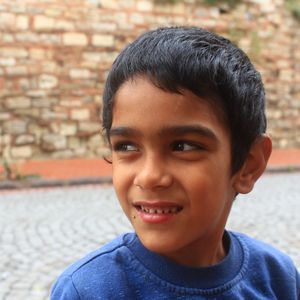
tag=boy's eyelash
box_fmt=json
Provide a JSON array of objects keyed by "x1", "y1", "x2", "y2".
[
  {"x1": 172, "y1": 141, "x2": 204, "y2": 151},
  {"x1": 112, "y1": 142, "x2": 126, "y2": 151},
  {"x1": 112, "y1": 141, "x2": 137, "y2": 152},
  {"x1": 111, "y1": 140, "x2": 204, "y2": 152}
]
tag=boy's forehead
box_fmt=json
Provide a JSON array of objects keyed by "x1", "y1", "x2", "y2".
[
  {"x1": 113, "y1": 77, "x2": 227, "y2": 128},
  {"x1": 115, "y1": 78, "x2": 204, "y2": 115},
  {"x1": 111, "y1": 77, "x2": 230, "y2": 141}
]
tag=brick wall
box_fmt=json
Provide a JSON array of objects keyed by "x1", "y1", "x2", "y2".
[{"x1": 0, "y1": 0, "x2": 299, "y2": 162}]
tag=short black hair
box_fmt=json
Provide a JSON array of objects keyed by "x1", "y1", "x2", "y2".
[{"x1": 102, "y1": 26, "x2": 266, "y2": 174}]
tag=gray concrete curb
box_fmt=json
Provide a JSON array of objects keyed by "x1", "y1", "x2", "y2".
[
  {"x1": 0, "y1": 176, "x2": 112, "y2": 190},
  {"x1": 266, "y1": 165, "x2": 300, "y2": 173}
]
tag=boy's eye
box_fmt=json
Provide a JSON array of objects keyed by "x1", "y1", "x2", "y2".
[
  {"x1": 172, "y1": 141, "x2": 201, "y2": 151},
  {"x1": 113, "y1": 142, "x2": 138, "y2": 152}
]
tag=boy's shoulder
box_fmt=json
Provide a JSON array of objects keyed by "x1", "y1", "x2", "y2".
[
  {"x1": 231, "y1": 231, "x2": 299, "y2": 283},
  {"x1": 233, "y1": 231, "x2": 295, "y2": 265},
  {"x1": 59, "y1": 233, "x2": 135, "y2": 277},
  {"x1": 51, "y1": 233, "x2": 137, "y2": 299}
]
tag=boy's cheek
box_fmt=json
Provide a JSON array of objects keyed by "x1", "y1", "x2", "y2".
[
  {"x1": 113, "y1": 164, "x2": 130, "y2": 181},
  {"x1": 112, "y1": 170, "x2": 131, "y2": 201}
]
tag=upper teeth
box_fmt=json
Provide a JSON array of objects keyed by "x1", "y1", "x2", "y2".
[{"x1": 140, "y1": 206, "x2": 179, "y2": 214}]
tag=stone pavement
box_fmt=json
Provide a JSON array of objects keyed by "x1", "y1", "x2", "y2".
[{"x1": 0, "y1": 172, "x2": 300, "y2": 300}]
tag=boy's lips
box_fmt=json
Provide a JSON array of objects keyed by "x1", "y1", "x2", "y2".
[
  {"x1": 139, "y1": 206, "x2": 180, "y2": 214},
  {"x1": 132, "y1": 201, "x2": 183, "y2": 223}
]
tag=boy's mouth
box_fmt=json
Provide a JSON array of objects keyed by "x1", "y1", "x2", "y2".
[
  {"x1": 133, "y1": 202, "x2": 183, "y2": 215},
  {"x1": 137, "y1": 205, "x2": 181, "y2": 214},
  {"x1": 133, "y1": 202, "x2": 183, "y2": 223}
]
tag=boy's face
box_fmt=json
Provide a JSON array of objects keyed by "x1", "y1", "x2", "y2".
[{"x1": 110, "y1": 77, "x2": 240, "y2": 267}]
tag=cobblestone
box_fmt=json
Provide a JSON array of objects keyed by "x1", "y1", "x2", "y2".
[{"x1": 0, "y1": 173, "x2": 299, "y2": 299}]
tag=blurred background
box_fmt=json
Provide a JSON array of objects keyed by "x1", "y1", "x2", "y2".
[{"x1": 0, "y1": 0, "x2": 299, "y2": 182}]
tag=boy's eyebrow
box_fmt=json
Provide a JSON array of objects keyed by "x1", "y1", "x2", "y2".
[
  {"x1": 109, "y1": 125, "x2": 219, "y2": 142},
  {"x1": 109, "y1": 127, "x2": 140, "y2": 137},
  {"x1": 160, "y1": 125, "x2": 219, "y2": 142}
]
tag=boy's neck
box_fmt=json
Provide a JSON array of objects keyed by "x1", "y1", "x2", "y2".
[{"x1": 160, "y1": 231, "x2": 229, "y2": 268}]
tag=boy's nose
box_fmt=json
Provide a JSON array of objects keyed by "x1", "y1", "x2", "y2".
[{"x1": 133, "y1": 155, "x2": 173, "y2": 190}]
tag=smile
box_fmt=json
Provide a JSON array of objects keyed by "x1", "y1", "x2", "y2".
[
  {"x1": 139, "y1": 206, "x2": 181, "y2": 214},
  {"x1": 132, "y1": 201, "x2": 183, "y2": 223}
]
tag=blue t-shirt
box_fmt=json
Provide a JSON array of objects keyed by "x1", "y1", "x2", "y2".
[{"x1": 51, "y1": 231, "x2": 300, "y2": 299}]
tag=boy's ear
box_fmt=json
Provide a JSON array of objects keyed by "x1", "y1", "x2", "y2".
[{"x1": 232, "y1": 135, "x2": 272, "y2": 194}]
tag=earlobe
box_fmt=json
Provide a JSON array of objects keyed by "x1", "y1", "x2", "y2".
[{"x1": 233, "y1": 135, "x2": 272, "y2": 194}]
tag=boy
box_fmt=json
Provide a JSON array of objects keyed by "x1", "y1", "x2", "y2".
[{"x1": 51, "y1": 27, "x2": 300, "y2": 299}]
